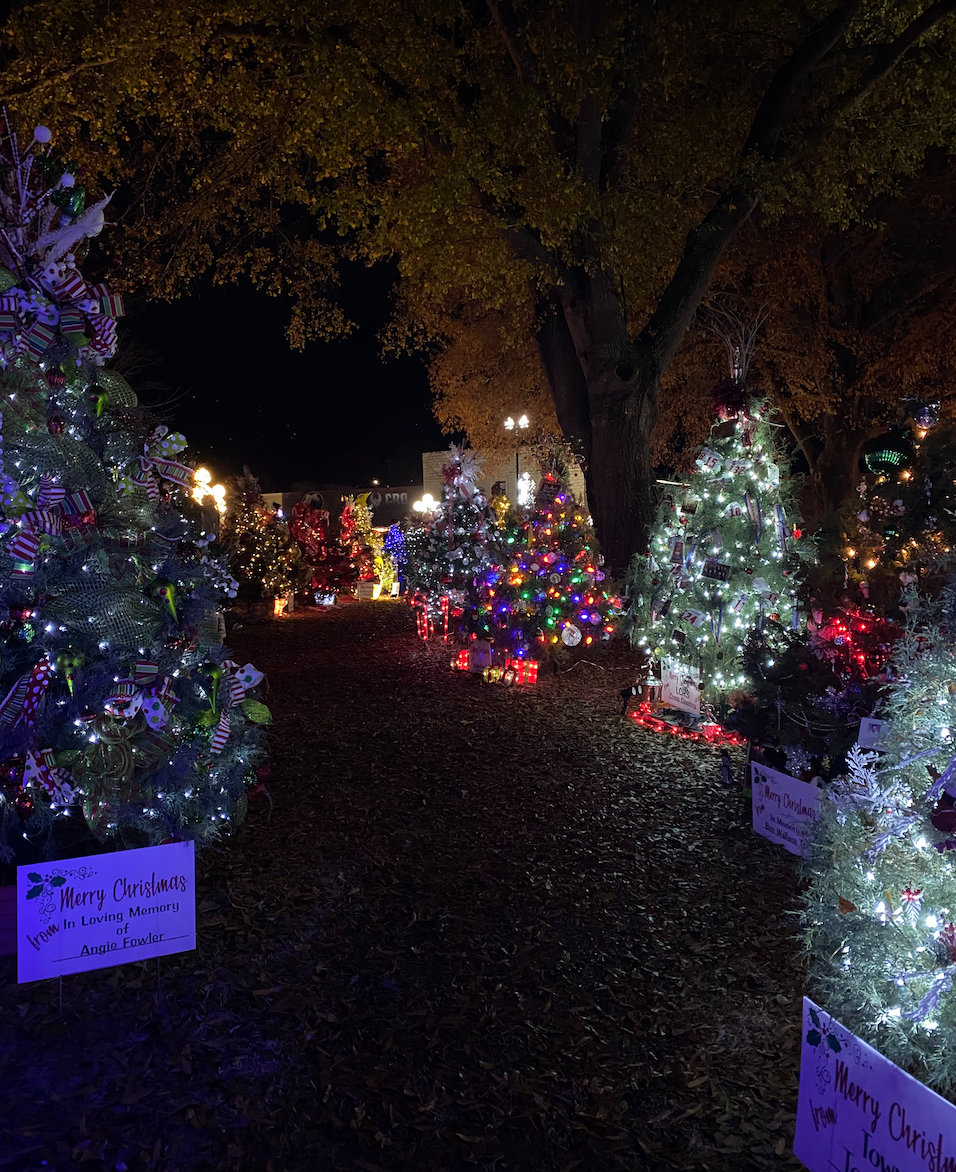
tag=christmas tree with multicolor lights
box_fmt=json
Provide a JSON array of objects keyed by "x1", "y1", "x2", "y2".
[
  {"x1": 479, "y1": 463, "x2": 619, "y2": 658},
  {"x1": 0, "y1": 120, "x2": 270, "y2": 870}
]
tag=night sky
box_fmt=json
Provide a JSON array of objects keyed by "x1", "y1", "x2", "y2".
[{"x1": 124, "y1": 261, "x2": 448, "y2": 493}]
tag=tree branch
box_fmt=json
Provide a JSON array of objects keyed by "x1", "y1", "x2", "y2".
[
  {"x1": 486, "y1": 0, "x2": 530, "y2": 81},
  {"x1": 635, "y1": 0, "x2": 956, "y2": 380}
]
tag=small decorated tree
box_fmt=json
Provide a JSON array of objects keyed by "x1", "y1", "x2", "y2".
[
  {"x1": 628, "y1": 390, "x2": 804, "y2": 720},
  {"x1": 804, "y1": 582, "x2": 956, "y2": 1090},
  {"x1": 0, "y1": 120, "x2": 270, "y2": 869},
  {"x1": 479, "y1": 462, "x2": 619, "y2": 658},
  {"x1": 225, "y1": 468, "x2": 304, "y2": 605},
  {"x1": 405, "y1": 445, "x2": 499, "y2": 632},
  {"x1": 382, "y1": 523, "x2": 408, "y2": 593}
]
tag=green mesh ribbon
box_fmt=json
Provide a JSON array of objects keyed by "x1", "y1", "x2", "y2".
[
  {"x1": 45, "y1": 581, "x2": 164, "y2": 649},
  {"x1": 96, "y1": 370, "x2": 138, "y2": 408}
]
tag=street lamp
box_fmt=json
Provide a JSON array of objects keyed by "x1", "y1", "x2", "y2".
[{"x1": 504, "y1": 413, "x2": 530, "y2": 491}]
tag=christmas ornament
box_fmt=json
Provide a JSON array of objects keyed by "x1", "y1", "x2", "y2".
[
  {"x1": 561, "y1": 623, "x2": 582, "y2": 646},
  {"x1": 862, "y1": 432, "x2": 913, "y2": 474},
  {"x1": 197, "y1": 662, "x2": 223, "y2": 710},
  {"x1": 915, "y1": 403, "x2": 940, "y2": 429},
  {"x1": 46, "y1": 412, "x2": 66, "y2": 434},
  {"x1": 147, "y1": 577, "x2": 178, "y2": 621},
  {"x1": 55, "y1": 648, "x2": 84, "y2": 695},
  {"x1": 87, "y1": 386, "x2": 109, "y2": 418}
]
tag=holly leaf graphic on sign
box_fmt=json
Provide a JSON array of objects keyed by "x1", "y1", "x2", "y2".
[
  {"x1": 806, "y1": 1029, "x2": 822, "y2": 1048},
  {"x1": 809, "y1": 1008, "x2": 821, "y2": 1028},
  {"x1": 50, "y1": 875, "x2": 65, "y2": 887},
  {"x1": 827, "y1": 1034, "x2": 842, "y2": 1053},
  {"x1": 27, "y1": 872, "x2": 41, "y2": 883},
  {"x1": 26, "y1": 884, "x2": 43, "y2": 899}
]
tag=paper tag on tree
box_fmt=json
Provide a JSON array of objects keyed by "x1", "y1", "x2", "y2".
[
  {"x1": 695, "y1": 448, "x2": 722, "y2": 473},
  {"x1": 701, "y1": 559, "x2": 732, "y2": 581}
]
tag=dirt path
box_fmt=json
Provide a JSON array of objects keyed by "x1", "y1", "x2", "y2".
[{"x1": 1, "y1": 604, "x2": 805, "y2": 1172}]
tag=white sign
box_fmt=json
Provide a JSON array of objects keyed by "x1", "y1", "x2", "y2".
[
  {"x1": 795, "y1": 997, "x2": 956, "y2": 1172},
  {"x1": 17, "y1": 841, "x2": 195, "y2": 982},
  {"x1": 858, "y1": 717, "x2": 888, "y2": 750},
  {"x1": 661, "y1": 657, "x2": 701, "y2": 716},
  {"x1": 751, "y1": 761, "x2": 820, "y2": 857}
]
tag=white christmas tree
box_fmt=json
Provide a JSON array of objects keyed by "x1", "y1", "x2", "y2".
[
  {"x1": 628, "y1": 391, "x2": 804, "y2": 718},
  {"x1": 804, "y1": 583, "x2": 956, "y2": 1091}
]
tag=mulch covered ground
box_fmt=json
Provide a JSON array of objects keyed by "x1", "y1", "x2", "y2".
[{"x1": 1, "y1": 602, "x2": 805, "y2": 1172}]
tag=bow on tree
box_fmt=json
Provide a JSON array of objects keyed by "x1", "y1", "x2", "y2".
[
  {"x1": 0, "y1": 655, "x2": 52, "y2": 730},
  {"x1": 23, "y1": 746, "x2": 73, "y2": 803},
  {"x1": 209, "y1": 661, "x2": 265, "y2": 754},
  {"x1": 5, "y1": 474, "x2": 95, "y2": 575},
  {"x1": 0, "y1": 656, "x2": 71, "y2": 800},
  {"x1": 123, "y1": 428, "x2": 192, "y2": 501},
  {"x1": 0, "y1": 250, "x2": 123, "y2": 365},
  {"x1": 104, "y1": 662, "x2": 180, "y2": 730}
]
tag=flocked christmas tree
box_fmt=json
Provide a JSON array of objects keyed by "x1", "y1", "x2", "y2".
[
  {"x1": 405, "y1": 445, "x2": 499, "y2": 631},
  {"x1": 225, "y1": 467, "x2": 304, "y2": 604},
  {"x1": 0, "y1": 120, "x2": 271, "y2": 870},
  {"x1": 804, "y1": 581, "x2": 956, "y2": 1092},
  {"x1": 629, "y1": 378, "x2": 804, "y2": 718},
  {"x1": 478, "y1": 459, "x2": 620, "y2": 658}
]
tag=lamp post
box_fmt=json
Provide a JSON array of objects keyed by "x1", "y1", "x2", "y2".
[{"x1": 503, "y1": 414, "x2": 529, "y2": 498}]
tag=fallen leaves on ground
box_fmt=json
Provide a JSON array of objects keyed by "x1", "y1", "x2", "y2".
[{"x1": 0, "y1": 604, "x2": 805, "y2": 1171}]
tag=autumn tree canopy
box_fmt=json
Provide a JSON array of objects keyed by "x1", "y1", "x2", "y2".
[
  {"x1": 658, "y1": 159, "x2": 956, "y2": 521},
  {"x1": 4, "y1": 0, "x2": 956, "y2": 569}
]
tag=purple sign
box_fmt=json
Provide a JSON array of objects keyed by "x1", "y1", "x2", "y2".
[{"x1": 794, "y1": 998, "x2": 956, "y2": 1171}]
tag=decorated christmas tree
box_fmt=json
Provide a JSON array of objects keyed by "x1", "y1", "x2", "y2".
[
  {"x1": 287, "y1": 495, "x2": 349, "y2": 598},
  {"x1": 382, "y1": 523, "x2": 408, "y2": 593},
  {"x1": 337, "y1": 494, "x2": 377, "y2": 591},
  {"x1": 478, "y1": 462, "x2": 619, "y2": 658},
  {"x1": 804, "y1": 582, "x2": 956, "y2": 1090},
  {"x1": 0, "y1": 121, "x2": 270, "y2": 870},
  {"x1": 225, "y1": 467, "x2": 304, "y2": 605},
  {"x1": 404, "y1": 445, "x2": 498, "y2": 633},
  {"x1": 841, "y1": 417, "x2": 956, "y2": 613},
  {"x1": 628, "y1": 389, "x2": 804, "y2": 719}
]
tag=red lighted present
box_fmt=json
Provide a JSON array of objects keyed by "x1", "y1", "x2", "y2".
[{"x1": 505, "y1": 658, "x2": 538, "y2": 686}]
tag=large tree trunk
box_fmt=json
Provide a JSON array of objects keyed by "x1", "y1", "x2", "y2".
[
  {"x1": 536, "y1": 271, "x2": 661, "y2": 577},
  {"x1": 585, "y1": 376, "x2": 659, "y2": 576}
]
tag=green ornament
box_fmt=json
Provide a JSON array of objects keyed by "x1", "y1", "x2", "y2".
[
  {"x1": 0, "y1": 268, "x2": 18, "y2": 293},
  {"x1": 87, "y1": 387, "x2": 109, "y2": 418},
  {"x1": 51, "y1": 186, "x2": 86, "y2": 219},
  {"x1": 55, "y1": 648, "x2": 85, "y2": 696},
  {"x1": 863, "y1": 431, "x2": 913, "y2": 475},
  {"x1": 197, "y1": 662, "x2": 223, "y2": 710},
  {"x1": 147, "y1": 578, "x2": 178, "y2": 622}
]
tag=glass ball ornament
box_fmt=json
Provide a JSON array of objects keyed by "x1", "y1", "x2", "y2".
[
  {"x1": 46, "y1": 412, "x2": 66, "y2": 435},
  {"x1": 915, "y1": 403, "x2": 940, "y2": 429}
]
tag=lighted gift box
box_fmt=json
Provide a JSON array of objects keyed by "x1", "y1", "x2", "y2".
[{"x1": 505, "y1": 657, "x2": 538, "y2": 686}]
